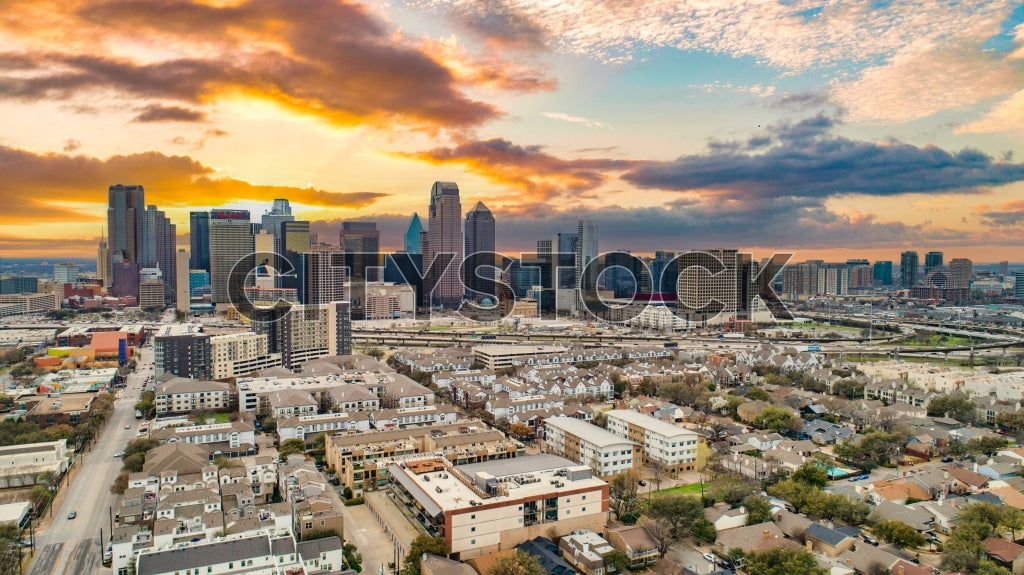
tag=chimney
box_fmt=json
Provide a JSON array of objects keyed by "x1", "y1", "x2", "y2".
[
  {"x1": 845, "y1": 558, "x2": 852, "y2": 567},
  {"x1": 897, "y1": 565, "x2": 904, "y2": 575},
  {"x1": 762, "y1": 529, "x2": 771, "y2": 541},
  {"x1": 974, "y1": 462, "x2": 979, "y2": 473}
]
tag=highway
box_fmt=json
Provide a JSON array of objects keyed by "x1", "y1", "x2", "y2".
[{"x1": 27, "y1": 345, "x2": 153, "y2": 575}]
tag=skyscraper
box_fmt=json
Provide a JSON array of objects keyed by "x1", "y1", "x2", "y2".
[
  {"x1": 97, "y1": 229, "x2": 110, "y2": 289},
  {"x1": 900, "y1": 251, "x2": 919, "y2": 287},
  {"x1": 554, "y1": 232, "x2": 577, "y2": 289},
  {"x1": 300, "y1": 247, "x2": 346, "y2": 305},
  {"x1": 925, "y1": 251, "x2": 944, "y2": 276},
  {"x1": 999, "y1": 261, "x2": 1009, "y2": 277},
  {"x1": 949, "y1": 258, "x2": 973, "y2": 289},
  {"x1": 873, "y1": 261, "x2": 893, "y2": 286},
  {"x1": 53, "y1": 262, "x2": 79, "y2": 286},
  {"x1": 107, "y1": 184, "x2": 144, "y2": 284},
  {"x1": 140, "y1": 205, "x2": 177, "y2": 304},
  {"x1": 464, "y1": 201, "x2": 496, "y2": 298},
  {"x1": 340, "y1": 221, "x2": 380, "y2": 280},
  {"x1": 189, "y1": 212, "x2": 210, "y2": 273},
  {"x1": 175, "y1": 249, "x2": 190, "y2": 314},
  {"x1": 260, "y1": 198, "x2": 294, "y2": 239},
  {"x1": 426, "y1": 181, "x2": 463, "y2": 308},
  {"x1": 404, "y1": 213, "x2": 424, "y2": 254},
  {"x1": 280, "y1": 220, "x2": 311, "y2": 267},
  {"x1": 1016, "y1": 272, "x2": 1024, "y2": 301},
  {"x1": 208, "y1": 209, "x2": 253, "y2": 307},
  {"x1": 575, "y1": 220, "x2": 599, "y2": 303}
]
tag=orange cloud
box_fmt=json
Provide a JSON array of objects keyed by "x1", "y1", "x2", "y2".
[
  {"x1": 0, "y1": 0, "x2": 524, "y2": 131},
  {"x1": 0, "y1": 144, "x2": 387, "y2": 224}
]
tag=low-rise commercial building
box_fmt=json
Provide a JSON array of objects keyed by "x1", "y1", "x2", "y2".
[{"x1": 0, "y1": 440, "x2": 69, "y2": 489}]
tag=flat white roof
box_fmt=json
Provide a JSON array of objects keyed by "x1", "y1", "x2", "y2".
[
  {"x1": 0, "y1": 501, "x2": 31, "y2": 524},
  {"x1": 606, "y1": 409, "x2": 700, "y2": 439},
  {"x1": 545, "y1": 416, "x2": 636, "y2": 449},
  {"x1": 473, "y1": 345, "x2": 567, "y2": 356}
]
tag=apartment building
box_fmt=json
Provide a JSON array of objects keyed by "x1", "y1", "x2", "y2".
[
  {"x1": 279, "y1": 455, "x2": 345, "y2": 542},
  {"x1": 543, "y1": 417, "x2": 637, "y2": 477},
  {"x1": 153, "y1": 376, "x2": 232, "y2": 415},
  {"x1": 389, "y1": 454, "x2": 608, "y2": 559},
  {"x1": 209, "y1": 332, "x2": 283, "y2": 380},
  {"x1": 604, "y1": 410, "x2": 701, "y2": 474}
]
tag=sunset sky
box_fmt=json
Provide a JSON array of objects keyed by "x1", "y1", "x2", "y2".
[{"x1": 1, "y1": 0, "x2": 1023, "y2": 262}]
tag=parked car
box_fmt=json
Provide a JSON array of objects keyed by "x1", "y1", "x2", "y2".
[
  {"x1": 67, "y1": 511, "x2": 77, "y2": 520},
  {"x1": 703, "y1": 553, "x2": 715, "y2": 562},
  {"x1": 941, "y1": 456, "x2": 954, "y2": 463},
  {"x1": 861, "y1": 534, "x2": 878, "y2": 546},
  {"x1": 638, "y1": 480, "x2": 647, "y2": 486},
  {"x1": 114, "y1": 451, "x2": 125, "y2": 458}
]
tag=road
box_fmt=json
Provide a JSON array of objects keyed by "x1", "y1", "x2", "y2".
[{"x1": 28, "y1": 344, "x2": 153, "y2": 575}]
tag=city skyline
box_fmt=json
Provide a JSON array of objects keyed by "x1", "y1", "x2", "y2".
[{"x1": 1, "y1": 1, "x2": 1023, "y2": 261}]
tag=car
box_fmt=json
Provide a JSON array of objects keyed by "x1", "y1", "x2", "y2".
[
  {"x1": 114, "y1": 451, "x2": 125, "y2": 458},
  {"x1": 861, "y1": 534, "x2": 878, "y2": 546},
  {"x1": 67, "y1": 511, "x2": 77, "y2": 520},
  {"x1": 703, "y1": 553, "x2": 715, "y2": 562},
  {"x1": 125, "y1": 424, "x2": 130, "y2": 429},
  {"x1": 941, "y1": 456, "x2": 954, "y2": 463},
  {"x1": 638, "y1": 480, "x2": 647, "y2": 486}
]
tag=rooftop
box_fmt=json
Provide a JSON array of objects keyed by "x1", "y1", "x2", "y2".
[
  {"x1": 545, "y1": 416, "x2": 636, "y2": 449},
  {"x1": 605, "y1": 409, "x2": 700, "y2": 438}
]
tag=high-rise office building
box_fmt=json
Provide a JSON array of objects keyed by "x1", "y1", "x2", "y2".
[
  {"x1": 175, "y1": 249, "x2": 190, "y2": 314},
  {"x1": 404, "y1": 213, "x2": 424, "y2": 254},
  {"x1": 873, "y1": 261, "x2": 893, "y2": 286},
  {"x1": 949, "y1": 258, "x2": 973, "y2": 289},
  {"x1": 464, "y1": 202, "x2": 496, "y2": 298},
  {"x1": 537, "y1": 240, "x2": 552, "y2": 254},
  {"x1": 280, "y1": 220, "x2": 311, "y2": 268},
  {"x1": 575, "y1": 221, "x2": 599, "y2": 309},
  {"x1": 900, "y1": 251, "x2": 919, "y2": 287},
  {"x1": 925, "y1": 251, "x2": 944, "y2": 276},
  {"x1": 189, "y1": 212, "x2": 210, "y2": 273},
  {"x1": 999, "y1": 261, "x2": 1009, "y2": 277},
  {"x1": 208, "y1": 209, "x2": 253, "y2": 307},
  {"x1": 1016, "y1": 272, "x2": 1024, "y2": 301},
  {"x1": 111, "y1": 260, "x2": 140, "y2": 301},
  {"x1": 677, "y1": 248, "x2": 740, "y2": 326},
  {"x1": 53, "y1": 262, "x2": 79, "y2": 287},
  {"x1": 260, "y1": 198, "x2": 294, "y2": 240},
  {"x1": 140, "y1": 205, "x2": 177, "y2": 304},
  {"x1": 426, "y1": 181, "x2": 463, "y2": 308},
  {"x1": 554, "y1": 232, "x2": 577, "y2": 289},
  {"x1": 97, "y1": 229, "x2": 110, "y2": 289},
  {"x1": 107, "y1": 184, "x2": 145, "y2": 269},
  {"x1": 340, "y1": 221, "x2": 380, "y2": 281}
]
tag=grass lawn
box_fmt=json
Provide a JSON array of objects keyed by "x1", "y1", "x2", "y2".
[
  {"x1": 653, "y1": 482, "x2": 708, "y2": 496},
  {"x1": 898, "y1": 334, "x2": 973, "y2": 347},
  {"x1": 209, "y1": 412, "x2": 232, "y2": 423},
  {"x1": 790, "y1": 321, "x2": 859, "y2": 332}
]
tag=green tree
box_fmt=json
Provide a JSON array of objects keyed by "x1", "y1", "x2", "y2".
[
  {"x1": 753, "y1": 407, "x2": 798, "y2": 433},
  {"x1": 691, "y1": 518, "x2": 717, "y2": 544},
  {"x1": 649, "y1": 494, "x2": 704, "y2": 539},
  {"x1": 927, "y1": 395, "x2": 976, "y2": 421},
  {"x1": 365, "y1": 347, "x2": 385, "y2": 360},
  {"x1": 965, "y1": 436, "x2": 1009, "y2": 456},
  {"x1": 278, "y1": 438, "x2": 306, "y2": 461},
  {"x1": 792, "y1": 463, "x2": 829, "y2": 488},
  {"x1": 489, "y1": 549, "x2": 546, "y2": 575},
  {"x1": 608, "y1": 469, "x2": 642, "y2": 519},
  {"x1": 135, "y1": 389, "x2": 155, "y2": 415},
  {"x1": 745, "y1": 387, "x2": 770, "y2": 401},
  {"x1": 344, "y1": 542, "x2": 363, "y2": 573},
  {"x1": 402, "y1": 535, "x2": 449, "y2": 575},
  {"x1": 603, "y1": 549, "x2": 631, "y2": 573},
  {"x1": 743, "y1": 495, "x2": 775, "y2": 525},
  {"x1": 745, "y1": 547, "x2": 828, "y2": 575},
  {"x1": 872, "y1": 520, "x2": 925, "y2": 549}
]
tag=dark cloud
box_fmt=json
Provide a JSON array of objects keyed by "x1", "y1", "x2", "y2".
[
  {"x1": 62, "y1": 139, "x2": 81, "y2": 152},
  {"x1": 0, "y1": 0, "x2": 526, "y2": 130},
  {"x1": 623, "y1": 115, "x2": 1024, "y2": 200},
  {"x1": 770, "y1": 90, "x2": 831, "y2": 110},
  {"x1": 445, "y1": 0, "x2": 548, "y2": 52},
  {"x1": 978, "y1": 200, "x2": 1024, "y2": 227},
  {"x1": 133, "y1": 104, "x2": 206, "y2": 123},
  {"x1": 403, "y1": 138, "x2": 647, "y2": 201},
  {"x1": 0, "y1": 144, "x2": 387, "y2": 224}
]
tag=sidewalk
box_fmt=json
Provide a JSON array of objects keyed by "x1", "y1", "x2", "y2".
[{"x1": 34, "y1": 454, "x2": 83, "y2": 537}]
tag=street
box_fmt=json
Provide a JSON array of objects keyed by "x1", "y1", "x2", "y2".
[{"x1": 27, "y1": 345, "x2": 153, "y2": 575}]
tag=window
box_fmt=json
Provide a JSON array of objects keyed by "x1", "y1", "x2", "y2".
[
  {"x1": 471, "y1": 527, "x2": 476, "y2": 532},
  {"x1": 471, "y1": 540, "x2": 476, "y2": 545},
  {"x1": 471, "y1": 514, "x2": 476, "y2": 519}
]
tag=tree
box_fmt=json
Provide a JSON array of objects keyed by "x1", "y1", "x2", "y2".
[
  {"x1": 122, "y1": 452, "x2": 145, "y2": 472},
  {"x1": 927, "y1": 395, "x2": 976, "y2": 421},
  {"x1": 744, "y1": 547, "x2": 828, "y2": 575},
  {"x1": 344, "y1": 542, "x2": 363, "y2": 573},
  {"x1": 872, "y1": 520, "x2": 925, "y2": 549},
  {"x1": 278, "y1": 438, "x2": 306, "y2": 461},
  {"x1": 753, "y1": 407, "x2": 798, "y2": 433},
  {"x1": 965, "y1": 436, "x2": 1009, "y2": 456},
  {"x1": 507, "y1": 422, "x2": 533, "y2": 440},
  {"x1": 109, "y1": 471, "x2": 129, "y2": 494},
  {"x1": 744, "y1": 495, "x2": 774, "y2": 525},
  {"x1": 603, "y1": 549, "x2": 631, "y2": 573},
  {"x1": 135, "y1": 389, "x2": 155, "y2": 415},
  {"x1": 745, "y1": 387, "x2": 771, "y2": 401},
  {"x1": 791, "y1": 463, "x2": 829, "y2": 488},
  {"x1": 365, "y1": 347, "x2": 385, "y2": 360},
  {"x1": 648, "y1": 494, "x2": 704, "y2": 540},
  {"x1": 640, "y1": 517, "x2": 675, "y2": 554},
  {"x1": 489, "y1": 549, "x2": 546, "y2": 575},
  {"x1": 402, "y1": 535, "x2": 449, "y2": 575},
  {"x1": 608, "y1": 469, "x2": 642, "y2": 519},
  {"x1": 692, "y1": 518, "x2": 717, "y2": 543}
]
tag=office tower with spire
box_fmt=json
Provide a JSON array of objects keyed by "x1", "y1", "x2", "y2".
[
  {"x1": 405, "y1": 213, "x2": 424, "y2": 254},
  {"x1": 106, "y1": 184, "x2": 145, "y2": 291},
  {"x1": 97, "y1": 229, "x2": 110, "y2": 289},
  {"x1": 189, "y1": 212, "x2": 210, "y2": 273},
  {"x1": 261, "y1": 198, "x2": 294, "y2": 239},
  {"x1": 464, "y1": 202, "x2": 495, "y2": 298},
  {"x1": 900, "y1": 251, "x2": 919, "y2": 287},
  {"x1": 208, "y1": 209, "x2": 253, "y2": 307},
  {"x1": 426, "y1": 181, "x2": 463, "y2": 308}
]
